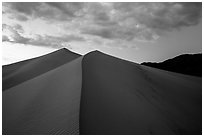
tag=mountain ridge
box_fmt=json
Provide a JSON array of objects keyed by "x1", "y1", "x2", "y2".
[{"x1": 141, "y1": 53, "x2": 202, "y2": 77}]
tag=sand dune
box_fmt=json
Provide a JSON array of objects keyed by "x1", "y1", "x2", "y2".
[
  {"x1": 80, "y1": 51, "x2": 201, "y2": 135},
  {"x1": 2, "y1": 48, "x2": 80, "y2": 91},
  {"x1": 3, "y1": 57, "x2": 82, "y2": 135},
  {"x1": 2, "y1": 49, "x2": 202, "y2": 135}
]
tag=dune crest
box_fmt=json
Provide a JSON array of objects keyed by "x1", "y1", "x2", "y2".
[
  {"x1": 3, "y1": 57, "x2": 83, "y2": 135},
  {"x1": 80, "y1": 51, "x2": 201, "y2": 135},
  {"x1": 2, "y1": 48, "x2": 81, "y2": 91},
  {"x1": 2, "y1": 49, "x2": 202, "y2": 135}
]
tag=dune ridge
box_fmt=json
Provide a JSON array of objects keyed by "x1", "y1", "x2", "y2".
[
  {"x1": 2, "y1": 48, "x2": 81, "y2": 91},
  {"x1": 80, "y1": 51, "x2": 201, "y2": 135},
  {"x1": 2, "y1": 49, "x2": 202, "y2": 135},
  {"x1": 3, "y1": 57, "x2": 83, "y2": 135}
]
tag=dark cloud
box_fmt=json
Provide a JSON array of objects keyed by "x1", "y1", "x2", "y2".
[
  {"x1": 113, "y1": 2, "x2": 202, "y2": 31},
  {"x1": 13, "y1": 24, "x2": 24, "y2": 33},
  {"x1": 2, "y1": 24, "x2": 7, "y2": 31},
  {"x1": 83, "y1": 2, "x2": 201, "y2": 41},
  {"x1": 2, "y1": 35, "x2": 10, "y2": 42},
  {"x1": 81, "y1": 23, "x2": 158, "y2": 41},
  {"x1": 4, "y1": 2, "x2": 85, "y2": 22},
  {"x1": 87, "y1": 3, "x2": 110, "y2": 21},
  {"x1": 3, "y1": 3, "x2": 29, "y2": 21},
  {"x1": 3, "y1": 2, "x2": 61, "y2": 21},
  {"x1": 15, "y1": 14, "x2": 29, "y2": 21},
  {"x1": 2, "y1": 2, "x2": 202, "y2": 44},
  {"x1": 46, "y1": 2, "x2": 85, "y2": 17},
  {"x1": 5, "y1": 2, "x2": 41, "y2": 15},
  {"x1": 81, "y1": 27, "x2": 115, "y2": 39}
]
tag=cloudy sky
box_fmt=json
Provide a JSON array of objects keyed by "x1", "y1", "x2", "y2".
[{"x1": 2, "y1": 2, "x2": 202, "y2": 65}]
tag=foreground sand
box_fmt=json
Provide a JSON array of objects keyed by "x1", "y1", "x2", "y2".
[
  {"x1": 3, "y1": 57, "x2": 82, "y2": 135},
  {"x1": 80, "y1": 51, "x2": 201, "y2": 135},
  {"x1": 2, "y1": 49, "x2": 202, "y2": 135}
]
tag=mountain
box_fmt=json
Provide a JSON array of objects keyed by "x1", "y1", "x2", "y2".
[
  {"x1": 141, "y1": 54, "x2": 202, "y2": 77},
  {"x1": 2, "y1": 49, "x2": 202, "y2": 135},
  {"x1": 2, "y1": 48, "x2": 81, "y2": 91}
]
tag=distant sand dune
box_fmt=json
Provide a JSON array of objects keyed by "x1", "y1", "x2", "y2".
[
  {"x1": 3, "y1": 57, "x2": 82, "y2": 135},
  {"x1": 2, "y1": 48, "x2": 80, "y2": 91},
  {"x1": 2, "y1": 49, "x2": 202, "y2": 135}
]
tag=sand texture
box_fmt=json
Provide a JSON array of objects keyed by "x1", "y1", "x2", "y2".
[
  {"x1": 3, "y1": 57, "x2": 82, "y2": 135},
  {"x1": 80, "y1": 51, "x2": 201, "y2": 135},
  {"x1": 2, "y1": 49, "x2": 202, "y2": 135}
]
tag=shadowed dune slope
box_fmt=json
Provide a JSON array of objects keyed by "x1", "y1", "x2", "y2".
[
  {"x1": 80, "y1": 51, "x2": 202, "y2": 135},
  {"x1": 3, "y1": 57, "x2": 82, "y2": 135},
  {"x1": 2, "y1": 48, "x2": 81, "y2": 91}
]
